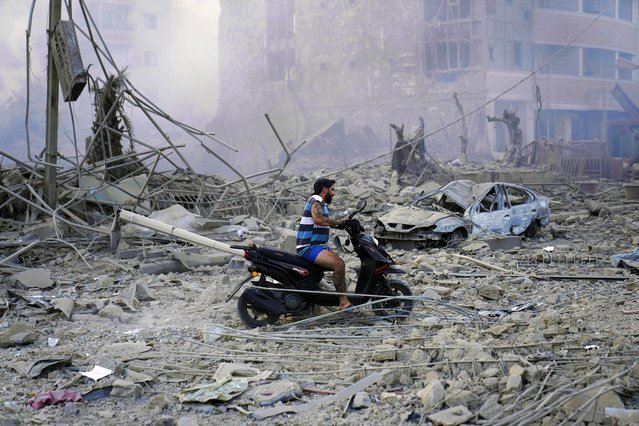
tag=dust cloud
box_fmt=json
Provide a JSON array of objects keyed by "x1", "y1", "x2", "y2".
[{"x1": 0, "y1": 1, "x2": 220, "y2": 171}]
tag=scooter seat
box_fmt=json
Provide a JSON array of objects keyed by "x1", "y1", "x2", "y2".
[{"x1": 257, "y1": 246, "x2": 328, "y2": 274}]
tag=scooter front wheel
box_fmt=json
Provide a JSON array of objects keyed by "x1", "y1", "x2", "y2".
[
  {"x1": 372, "y1": 279, "x2": 413, "y2": 319},
  {"x1": 237, "y1": 292, "x2": 280, "y2": 328}
]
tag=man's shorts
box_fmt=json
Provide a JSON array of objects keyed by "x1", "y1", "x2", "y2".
[{"x1": 297, "y1": 244, "x2": 330, "y2": 262}]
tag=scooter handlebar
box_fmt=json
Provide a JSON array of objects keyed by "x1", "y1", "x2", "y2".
[{"x1": 341, "y1": 218, "x2": 363, "y2": 235}]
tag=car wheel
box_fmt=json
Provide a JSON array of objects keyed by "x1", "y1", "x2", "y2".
[
  {"x1": 524, "y1": 221, "x2": 539, "y2": 238},
  {"x1": 445, "y1": 228, "x2": 465, "y2": 246}
]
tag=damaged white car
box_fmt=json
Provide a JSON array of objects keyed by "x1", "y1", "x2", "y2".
[{"x1": 374, "y1": 180, "x2": 550, "y2": 249}]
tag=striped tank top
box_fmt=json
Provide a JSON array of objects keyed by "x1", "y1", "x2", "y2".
[{"x1": 296, "y1": 195, "x2": 329, "y2": 251}]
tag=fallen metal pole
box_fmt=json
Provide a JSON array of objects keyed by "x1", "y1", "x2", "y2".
[{"x1": 118, "y1": 209, "x2": 244, "y2": 257}]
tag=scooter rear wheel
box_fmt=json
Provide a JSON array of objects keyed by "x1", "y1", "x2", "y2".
[
  {"x1": 372, "y1": 279, "x2": 413, "y2": 319},
  {"x1": 237, "y1": 293, "x2": 280, "y2": 328}
]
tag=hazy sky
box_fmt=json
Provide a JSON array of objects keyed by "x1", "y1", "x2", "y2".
[{"x1": 0, "y1": 1, "x2": 220, "y2": 163}]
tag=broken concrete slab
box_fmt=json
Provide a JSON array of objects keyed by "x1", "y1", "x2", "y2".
[
  {"x1": 139, "y1": 260, "x2": 191, "y2": 275},
  {"x1": 122, "y1": 282, "x2": 154, "y2": 302},
  {"x1": 372, "y1": 344, "x2": 398, "y2": 362},
  {"x1": 478, "y1": 394, "x2": 503, "y2": 419},
  {"x1": 346, "y1": 184, "x2": 370, "y2": 198},
  {"x1": 561, "y1": 388, "x2": 624, "y2": 423},
  {"x1": 50, "y1": 297, "x2": 75, "y2": 319},
  {"x1": 172, "y1": 251, "x2": 230, "y2": 267},
  {"x1": 417, "y1": 379, "x2": 445, "y2": 409},
  {"x1": 0, "y1": 323, "x2": 39, "y2": 347},
  {"x1": 12, "y1": 268, "x2": 54, "y2": 289},
  {"x1": 351, "y1": 391, "x2": 371, "y2": 409},
  {"x1": 100, "y1": 341, "x2": 151, "y2": 360},
  {"x1": 477, "y1": 283, "x2": 503, "y2": 300},
  {"x1": 427, "y1": 405, "x2": 474, "y2": 426}
]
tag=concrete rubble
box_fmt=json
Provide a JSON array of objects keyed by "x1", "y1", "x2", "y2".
[{"x1": 0, "y1": 156, "x2": 638, "y2": 425}]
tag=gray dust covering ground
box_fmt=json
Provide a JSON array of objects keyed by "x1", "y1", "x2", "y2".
[{"x1": 1, "y1": 165, "x2": 638, "y2": 426}]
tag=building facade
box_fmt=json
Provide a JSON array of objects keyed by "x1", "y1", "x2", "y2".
[
  {"x1": 214, "y1": 0, "x2": 639, "y2": 169},
  {"x1": 83, "y1": 0, "x2": 174, "y2": 104}
]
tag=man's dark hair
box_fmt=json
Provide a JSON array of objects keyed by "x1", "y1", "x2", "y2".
[{"x1": 313, "y1": 178, "x2": 335, "y2": 195}]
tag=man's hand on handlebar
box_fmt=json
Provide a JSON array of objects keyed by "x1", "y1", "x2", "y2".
[{"x1": 340, "y1": 219, "x2": 360, "y2": 232}]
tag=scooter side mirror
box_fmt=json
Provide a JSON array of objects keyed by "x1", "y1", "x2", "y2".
[{"x1": 349, "y1": 199, "x2": 367, "y2": 219}]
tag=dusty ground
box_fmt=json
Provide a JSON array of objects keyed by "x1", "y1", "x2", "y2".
[{"x1": 1, "y1": 171, "x2": 638, "y2": 426}]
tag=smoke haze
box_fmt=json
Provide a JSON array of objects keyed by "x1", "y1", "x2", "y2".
[{"x1": 0, "y1": 1, "x2": 220, "y2": 170}]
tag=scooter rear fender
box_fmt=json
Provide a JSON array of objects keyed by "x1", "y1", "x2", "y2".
[{"x1": 243, "y1": 287, "x2": 287, "y2": 315}]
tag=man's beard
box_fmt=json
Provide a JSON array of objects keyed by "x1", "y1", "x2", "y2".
[{"x1": 325, "y1": 193, "x2": 333, "y2": 204}]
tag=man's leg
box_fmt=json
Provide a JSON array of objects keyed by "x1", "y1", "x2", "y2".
[{"x1": 314, "y1": 250, "x2": 352, "y2": 310}]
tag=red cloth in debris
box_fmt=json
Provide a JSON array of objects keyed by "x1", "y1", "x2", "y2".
[{"x1": 27, "y1": 389, "x2": 84, "y2": 410}]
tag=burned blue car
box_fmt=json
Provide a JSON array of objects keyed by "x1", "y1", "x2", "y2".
[{"x1": 374, "y1": 180, "x2": 551, "y2": 249}]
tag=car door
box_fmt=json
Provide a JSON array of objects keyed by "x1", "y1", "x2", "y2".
[
  {"x1": 468, "y1": 184, "x2": 513, "y2": 235},
  {"x1": 504, "y1": 185, "x2": 537, "y2": 234}
]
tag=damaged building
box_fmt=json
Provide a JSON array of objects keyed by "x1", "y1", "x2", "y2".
[{"x1": 212, "y1": 0, "x2": 639, "y2": 172}]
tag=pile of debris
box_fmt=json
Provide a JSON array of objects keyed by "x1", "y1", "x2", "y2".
[{"x1": 1, "y1": 155, "x2": 638, "y2": 425}]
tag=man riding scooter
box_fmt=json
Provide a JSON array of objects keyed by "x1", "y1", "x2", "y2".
[
  {"x1": 296, "y1": 178, "x2": 358, "y2": 313},
  {"x1": 229, "y1": 193, "x2": 413, "y2": 328}
]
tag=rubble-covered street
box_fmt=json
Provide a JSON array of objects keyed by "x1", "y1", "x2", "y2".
[
  {"x1": 1, "y1": 163, "x2": 638, "y2": 425},
  {"x1": 2, "y1": 2, "x2": 639, "y2": 425}
]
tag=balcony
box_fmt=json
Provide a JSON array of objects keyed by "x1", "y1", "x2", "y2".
[{"x1": 532, "y1": 9, "x2": 636, "y2": 53}]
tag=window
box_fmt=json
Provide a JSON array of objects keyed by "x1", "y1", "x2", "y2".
[
  {"x1": 571, "y1": 111, "x2": 602, "y2": 140},
  {"x1": 537, "y1": 0, "x2": 578, "y2": 11},
  {"x1": 537, "y1": 45, "x2": 579, "y2": 75},
  {"x1": 583, "y1": 0, "x2": 614, "y2": 17},
  {"x1": 424, "y1": 0, "x2": 470, "y2": 22},
  {"x1": 144, "y1": 14, "x2": 157, "y2": 30},
  {"x1": 514, "y1": 41, "x2": 522, "y2": 68},
  {"x1": 486, "y1": 2, "x2": 532, "y2": 71},
  {"x1": 505, "y1": 187, "x2": 532, "y2": 206},
  {"x1": 479, "y1": 187, "x2": 507, "y2": 212},
  {"x1": 423, "y1": 7, "x2": 481, "y2": 73},
  {"x1": 583, "y1": 48, "x2": 615, "y2": 78},
  {"x1": 619, "y1": 0, "x2": 632, "y2": 21},
  {"x1": 425, "y1": 0, "x2": 445, "y2": 20},
  {"x1": 459, "y1": 0, "x2": 471, "y2": 18},
  {"x1": 486, "y1": 0, "x2": 496, "y2": 14},
  {"x1": 437, "y1": 42, "x2": 448, "y2": 70},
  {"x1": 460, "y1": 40, "x2": 470, "y2": 67},
  {"x1": 102, "y1": 4, "x2": 130, "y2": 30},
  {"x1": 427, "y1": 37, "x2": 472, "y2": 71}
]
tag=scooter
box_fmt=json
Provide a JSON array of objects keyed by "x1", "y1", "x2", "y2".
[{"x1": 227, "y1": 200, "x2": 413, "y2": 328}]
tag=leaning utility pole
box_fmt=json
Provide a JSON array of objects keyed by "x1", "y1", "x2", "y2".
[{"x1": 44, "y1": 0, "x2": 62, "y2": 208}]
